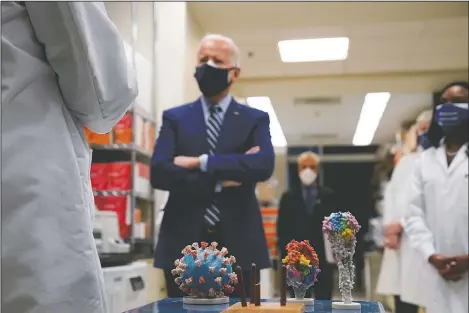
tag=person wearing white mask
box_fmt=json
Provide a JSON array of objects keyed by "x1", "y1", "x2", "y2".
[
  {"x1": 277, "y1": 151, "x2": 337, "y2": 300},
  {"x1": 405, "y1": 81, "x2": 468, "y2": 313},
  {"x1": 376, "y1": 109, "x2": 433, "y2": 313}
]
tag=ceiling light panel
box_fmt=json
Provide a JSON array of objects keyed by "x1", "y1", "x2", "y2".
[
  {"x1": 246, "y1": 97, "x2": 288, "y2": 148},
  {"x1": 278, "y1": 37, "x2": 350, "y2": 63},
  {"x1": 352, "y1": 92, "x2": 391, "y2": 146}
]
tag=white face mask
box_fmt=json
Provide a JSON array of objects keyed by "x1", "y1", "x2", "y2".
[{"x1": 299, "y1": 168, "x2": 317, "y2": 186}]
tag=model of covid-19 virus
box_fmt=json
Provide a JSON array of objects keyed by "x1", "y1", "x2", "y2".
[{"x1": 171, "y1": 242, "x2": 238, "y2": 298}]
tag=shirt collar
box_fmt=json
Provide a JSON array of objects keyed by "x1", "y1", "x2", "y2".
[
  {"x1": 201, "y1": 94, "x2": 232, "y2": 114},
  {"x1": 302, "y1": 183, "x2": 318, "y2": 190}
]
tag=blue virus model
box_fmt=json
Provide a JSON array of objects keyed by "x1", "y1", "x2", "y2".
[{"x1": 171, "y1": 242, "x2": 238, "y2": 298}]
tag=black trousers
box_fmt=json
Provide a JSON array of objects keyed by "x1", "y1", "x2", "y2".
[
  {"x1": 394, "y1": 296, "x2": 419, "y2": 313},
  {"x1": 164, "y1": 223, "x2": 259, "y2": 298},
  {"x1": 287, "y1": 262, "x2": 333, "y2": 300}
]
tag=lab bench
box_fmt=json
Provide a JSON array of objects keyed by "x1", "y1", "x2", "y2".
[{"x1": 124, "y1": 298, "x2": 386, "y2": 313}]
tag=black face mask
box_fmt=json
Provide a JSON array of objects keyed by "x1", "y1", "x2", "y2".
[{"x1": 194, "y1": 63, "x2": 233, "y2": 97}]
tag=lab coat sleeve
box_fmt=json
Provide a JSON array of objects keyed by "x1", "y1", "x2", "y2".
[
  {"x1": 384, "y1": 155, "x2": 412, "y2": 225},
  {"x1": 26, "y1": 2, "x2": 137, "y2": 134},
  {"x1": 205, "y1": 113, "x2": 275, "y2": 182},
  {"x1": 404, "y1": 157, "x2": 436, "y2": 261},
  {"x1": 150, "y1": 111, "x2": 217, "y2": 197},
  {"x1": 382, "y1": 177, "x2": 396, "y2": 226}
]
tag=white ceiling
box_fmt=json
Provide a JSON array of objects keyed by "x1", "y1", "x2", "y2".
[{"x1": 188, "y1": 2, "x2": 469, "y2": 146}]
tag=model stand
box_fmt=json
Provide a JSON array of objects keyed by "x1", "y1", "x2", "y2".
[
  {"x1": 223, "y1": 263, "x2": 304, "y2": 313},
  {"x1": 171, "y1": 242, "x2": 238, "y2": 305},
  {"x1": 183, "y1": 303, "x2": 230, "y2": 311},
  {"x1": 323, "y1": 212, "x2": 362, "y2": 310}
]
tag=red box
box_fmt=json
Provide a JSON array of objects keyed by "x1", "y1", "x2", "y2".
[
  {"x1": 136, "y1": 162, "x2": 150, "y2": 180},
  {"x1": 94, "y1": 195, "x2": 130, "y2": 239},
  {"x1": 90, "y1": 163, "x2": 109, "y2": 190},
  {"x1": 108, "y1": 162, "x2": 132, "y2": 190},
  {"x1": 113, "y1": 113, "x2": 133, "y2": 144},
  {"x1": 93, "y1": 195, "x2": 105, "y2": 210}
]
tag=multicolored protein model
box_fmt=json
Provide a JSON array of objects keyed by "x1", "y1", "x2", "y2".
[
  {"x1": 171, "y1": 242, "x2": 238, "y2": 304},
  {"x1": 322, "y1": 212, "x2": 361, "y2": 309},
  {"x1": 282, "y1": 240, "x2": 321, "y2": 304}
]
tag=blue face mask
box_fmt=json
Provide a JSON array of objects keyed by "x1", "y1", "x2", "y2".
[
  {"x1": 417, "y1": 132, "x2": 431, "y2": 151},
  {"x1": 194, "y1": 63, "x2": 233, "y2": 97},
  {"x1": 435, "y1": 103, "x2": 469, "y2": 135}
]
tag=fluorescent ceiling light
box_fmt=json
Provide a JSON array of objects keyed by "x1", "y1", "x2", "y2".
[
  {"x1": 246, "y1": 97, "x2": 287, "y2": 148},
  {"x1": 278, "y1": 37, "x2": 349, "y2": 63},
  {"x1": 352, "y1": 92, "x2": 391, "y2": 146}
]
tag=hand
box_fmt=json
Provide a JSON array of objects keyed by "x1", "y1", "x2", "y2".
[
  {"x1": 222, "y1": 180, "x2": 242, "y2": 187},
  {"x1": 245, "y1": 146, "x2": 260, "y2": 154},
  {"x1": 384, "y1": 222, "x2": 402, "y2": 237},
  {"x1": 173, "y1": 156, "x2": 200, "y2": 169},
  {"x1": 429, "y1": 254, "x2": 463, "y2": 281},
  {"x1": 219, "y1": 147, "x2": 258, "y2": 188},
  {"x1": 384, "y1": 234, "x2": 401, "y2": 250},
  {"x1": 448, "y1": 254, "x2": 469, "y2": 276}
]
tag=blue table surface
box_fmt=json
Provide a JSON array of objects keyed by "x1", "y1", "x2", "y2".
[{"x1": 125, "y1": 298, "x2": 385, "y2": 313}]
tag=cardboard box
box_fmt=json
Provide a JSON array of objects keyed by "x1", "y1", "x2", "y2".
[
  {"x1": 146, "y1": 122, "x2": 155, "y2": 152},
  {"x1": 133, "y1": 222, "x2": 147, "y2": 239},
  {"x1": 108, "y1": 162, "x2": 132, "y2": 190},
  {"x1": 135, "y1": 162, "x2": 150, "y2": 196},
  {"x1": 84, "y1": 127, "x2": 112, "y2": 145},
  {"x1": 90, "y1": 163, "x2": 109, "y2": 190},
  {"x1": 134, "y1": 115, "x2": 145, "y2": 150},
  {"x1": 94, "y1": 195, "x2": 131, "y2": 239},
  {"x1": 114, "y1": 113, "x2": 133, "y2": 144},
  {"x1": 107, "y1": 162, "x2": 150, "y2": 195}
]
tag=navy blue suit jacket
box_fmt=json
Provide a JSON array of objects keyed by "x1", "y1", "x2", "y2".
[{"x1": 151, "y1": 98, "x2": 274, "y2": 270}]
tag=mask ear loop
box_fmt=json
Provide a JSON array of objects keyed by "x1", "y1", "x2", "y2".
[{"x1": 226, "y1": 67, "x2": 239, "y2": 85}]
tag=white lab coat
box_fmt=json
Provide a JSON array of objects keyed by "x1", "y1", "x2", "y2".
[
  {"x1": 376, "y1": 153, "x2": 430, "y2": 307},
  {"x1": 405, "y1": 143, "x2": 468, "y2": 313},
  {"x1": 1, "y1": 2, "x2": 137, "y2": 313}
]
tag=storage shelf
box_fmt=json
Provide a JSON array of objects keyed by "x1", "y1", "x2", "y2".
[
  {"x1": 99, "y1": 252, "x2": 135, "y2": 268},
  {"x1": 93, "y1": 190, "x2": 154, "y2": 202},
  {"x1": 90, "y1": 143, "x2": 152, "y2": 158}
]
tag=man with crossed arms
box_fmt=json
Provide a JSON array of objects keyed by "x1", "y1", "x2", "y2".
[{"x1": 151, "y1": 34, "x2": 275, "y2": 297}]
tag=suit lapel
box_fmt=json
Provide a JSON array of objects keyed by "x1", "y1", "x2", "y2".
[
  {"x1": 216, "y1": 99, "x2": 241, "y2": 153},
  {"x1": 188, "y1": 99, "x2": 210, "y2": 155}
]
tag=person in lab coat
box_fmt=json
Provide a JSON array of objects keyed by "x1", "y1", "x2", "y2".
[
  {"x1": 376, "y1": 109, "x2": 433, "y2": 313},
  {"x1": 1, "y1": 2, "x2": 137, "y2": 313},
  {"x1": 405, "y1": 81, "x2": 468, "y2": 313}
]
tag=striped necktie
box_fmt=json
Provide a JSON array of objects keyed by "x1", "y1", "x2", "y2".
[{"x1": 204, "y1": 105, "x2": 223, "y2": 225}]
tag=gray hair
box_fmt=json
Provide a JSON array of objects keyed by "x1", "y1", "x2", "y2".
[
  {"x1": 297, "y1": 151, "x2": 320, "y2": 165},
  {"x1": 416, "y1": 109, "x2": 433, "y2": 125},
  {"x1": 198, "y1": 34, "x2": 241, "y2": 67}
]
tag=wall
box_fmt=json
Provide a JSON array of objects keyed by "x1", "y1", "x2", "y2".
[
  {"x1": 185, "y1": 12, "x2": 205, "y2": 102},
  {"x1": 105, "y1": 2, "x2": 153, "y2": 115},
  {"x1": 273, "y1": 148, "x2": 288, "y2": 196}
]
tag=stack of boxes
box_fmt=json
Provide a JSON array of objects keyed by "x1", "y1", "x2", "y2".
[
  {"x1": 91, "y1": 162, "x2": 150, "y2": 239},
  {"x1": 86, "y1": 112, "x2": 154, "y2": 240},
  {"x1": 84, "y1": 112, "x2": 155, "y2": 152},
  {"x1": 256, "y1": 179, "x2": 280, "y2": 261}
]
